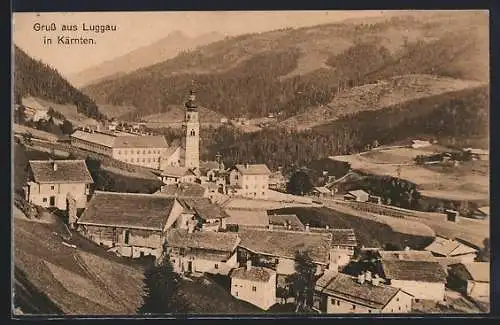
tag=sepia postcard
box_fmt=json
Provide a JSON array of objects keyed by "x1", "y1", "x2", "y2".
[{"x1": 11, "y1": 10, "x2": 490, "y2": 317}]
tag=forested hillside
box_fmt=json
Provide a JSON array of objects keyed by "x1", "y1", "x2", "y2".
[
  {"x1": 83, "y1": 11, "x2": 488, "y2": 120},
  {"x1": 13, "y1": 46, "x2": 105, "y2": 120},
  {"x1": 197, "y1": 85, "x2": 488, "y2": 174}
]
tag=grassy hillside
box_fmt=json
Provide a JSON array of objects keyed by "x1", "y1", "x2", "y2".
[
  {"x1": 281, "y1": 74, "x2": 485, "y2": 130},
  {"x1": 202, "y1": 85, "x2": 488, "y2": 174},
  {"x1": 82, "y1": 11, "x2": 488, "y2": 120},
  {"x1": 13, "y1": 46, "x2": 105, "y2": 120}
]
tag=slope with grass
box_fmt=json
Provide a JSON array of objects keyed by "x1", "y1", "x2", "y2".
[
  {"x1": 281, "y1": 74, "x2": 485, "y2": 130},
  {"x1": 82, "y1": 11, "x2": 488, "y2": 120}
]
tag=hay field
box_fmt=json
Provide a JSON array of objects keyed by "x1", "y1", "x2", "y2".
[{"x1": 330, "y1": 146, "x2": 489, "y2": 202}]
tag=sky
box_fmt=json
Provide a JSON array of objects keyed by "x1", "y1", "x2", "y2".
[{"x1": 13, "y1": 11, "x2": 387, "y2": 78}]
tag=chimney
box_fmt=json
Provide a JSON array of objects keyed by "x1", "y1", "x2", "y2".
[
  {"x1": 357, "y1": 273, "x2": 365, "y2": 284},
  {"x1": 325, "y1": 225, "x2": 329, "y2": 230},
  {"x1": 246, "y1": 259, "x2": 252, "y2": 271},
  {"x1": 305, "y1": 224, "x2": 310, "y2": 232},
  {"x1": 52, "y1": 162, "x2": 58, "y2": 171}
]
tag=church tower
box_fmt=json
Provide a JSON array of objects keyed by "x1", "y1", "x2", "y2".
[{"x1": 183, "y1": 89, "x2": 200, "y2": 169}]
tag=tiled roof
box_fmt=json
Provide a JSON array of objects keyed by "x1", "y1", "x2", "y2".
[
  {"x1": 379, "y1": 250, "x2": 436, "y2": 262},
  {"x1": 462, "y1": 262, "x2": 490, "y2": 282},
  {"x1": 315, "y1": 272, "x2": 403, "y2": 309},
  {"x1": 381, "y1": 260, "x2": 447, "y2": 283},
  {"x1": 313, "y1": 186, "x2": 331, "y2": 194},
  {"x1": 268, "y1": 214, "x2": 305, "y2": 231},
  {"x1": 346, "y1": 190, "x2": 369, "y2": 198},
  {"x1": 225, "y1": 209, "x2": 270, "y2": 226},
  {"x1": 29, "y1": 160, "x2": 94, "y2": 184},
  {"x1": 167, "y1": 229, "x2": 240, "y2": 252},
  {"x1": 157, "y1": 183, "x2": 207, "y2": 198},
  {"x1": 234, "y1": 164, "x2": 271, "y2": 175},
  {"x1": 71, "y1": 130, "x2": 169, "y2": 149},
  {"x1": 71, "y1": 130, "x2": 116, "y2": 148},
  {"x1": 330, "y1": 229, "x2": 357, "y2": 247},
  {"x1": 161, "y1": 166, "x2": 192, "y2": 178},
  {"x1": 238, "y1": 228, "x2": 332, "y2": 264},
  {"x1": 113, "y1": 135, "x2": 169, "y2": 148},
  {"x1": 77, "y1": 191, "x2": 176, "y2": 230},
  {"x1": 231, "y1": 266, "x2": 275, "y2": 282},
  {"x1": 425, "y1": 237, "x2": 478, "y2": 257},
  {"x1": 178, "y1": 198, "x2": 228, "y2": 220}
]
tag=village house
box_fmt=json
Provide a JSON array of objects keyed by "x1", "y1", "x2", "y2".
[
  {"x1": 314, "y1": 271, "x2": 413, "y2": 314},
  {"x1": 155, "y1": 183, "x2": 208, "y2": 198},
  {"x1": 166, "y1": 229, "x2": 240, "y2": 275},
  {"x1": 228, "y1": 164, "x2": 271, "y2": 199},
  {"x1": 177, "y1": 198, "x2": 229, "y2": 232},
  {"x1": 424, "y1": 237, "x2": 478, "y2": 263},
  {"x1": 312, "y1": 186, "x2": 332, "y2": 198},
  {"x1": 24, "y1": 160, "x2": 93, "y2": 211},
  {"x1": 379, "y1": 260, "x2": 448, "y2": 301},
  {"x1": 268, "y1": 214, "x2": 305, "y2": 231},
  {"x1": 159, "y1": 166, "x2": 198, "y2": 184},
  {"x1": 230, "y1": 260, "x2": 277, "y2": 310},
  {"x1": 343, "y1": 190, "x2": 370, "y2": 202},
  {"x1": 76, "y1": 191, "x2": 184, "y2": 259},
  {"x1": 448, "y1": 262, "x2": 490, "y2": 302},
  {"x1": 378, "y1": 250, "x2": 436, "y2": 262},
  {"x1": 327, "y1": 229, "x2": 357, "y2": 270},
  {"x1": 236, "y1": 227, "x2": 357, "y2": 294},
  {"x1": 21, "y1": 97, "x2": 49, "y2": 122}
]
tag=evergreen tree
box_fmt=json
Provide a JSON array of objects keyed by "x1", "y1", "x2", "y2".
[
  {"x1": 287, "y1": 170, "x2": 313, "y2": 196},
  {"x1": 138, "y1": 243, "x2": 189, "y2": 314},
  {"x1": 61, "y1": 119, "x2": 74, "y2": 135},
  {"x1": 287, "y1": 250, "x2": 317, "y2": 312}
]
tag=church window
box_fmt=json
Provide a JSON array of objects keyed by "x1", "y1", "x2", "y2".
[{"x1": 190, "y1": 130, "x2": 196, "y2": 136}]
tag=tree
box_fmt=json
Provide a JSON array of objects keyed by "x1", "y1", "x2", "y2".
[
  {"x1": 288, "y1": 250, "x2": 317, "y2": 312},
  {"x1": 287, "y1": 170, "x2": 313, "y2": 196},
  {"x1": 138, "y1": 243, "x2": 189, "y2": 314},
  {"x1": 61, "y1": 119, "x2": 74, "y2": 135}
]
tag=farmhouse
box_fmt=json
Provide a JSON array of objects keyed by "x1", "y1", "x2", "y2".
[
  {"x1": 424, "y1": 237, "x2": 478, "y2": 263},
  {"x1": 343, "y1": 190, "x2": 370, "y2": 202},
  {"x1": 76, "y1": 191, "x2": 184, "y2": 259},
  {"x1": 379, "y1": 260, "x2": 447, "y2": 301},
  {"x1": 328, "y1": 229, "x2": 357, "y2": 270},
  {"x1": 166, "y1": 229, "x2": 240, "y2": 275},
  {"x1": 159, "y1": 166, "x2": 198, "y2": 184},
  {"x1": 448, "y1": 262, "x2": 490, "y2": 302},
  {"x1": 230, "y1": 260, "x2": 277, "y2": 310},
  {"x1": 268, "y1": 214, "x2": 305, "y2": 231},
  {"x1": 314, "y1": 271, "x2": 413, "y2": 314},
  {"x1": 228, "y1": 164, "x2": 271, "y2": 199},
  {"x1": 155, "y1": 183, "x2": 208, "y2": 198},
  {"x1": 237, "y1": 228, "x2": 340, "y2": 277},
  {"x1": 24, "y1": 160, "x2": 93, "y2": 210},
  {"x1": 177, "y1": 198, "x2": 229, "y2": 232},
  {"x1": 312, "y1": 186, "x2": 332, "y2": 198},
  {"x1": 378, "y1": 250, "x2": 436, "y2": 262},
  {"x1": 21, "y1": 96, "x2": 49, "y2": 122}
]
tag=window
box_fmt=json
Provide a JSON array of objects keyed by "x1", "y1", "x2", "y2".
[
  {"x1": 397, "y1": 298, "x2": 399, "y2": 302},
  {"x1": 331, "y1": 298, "x2": 336, "y2": 305},
  {"x1": 148, "y1": 150, "x2": 151, "y2": 154},
  {"x1": 118, "y1": 150, "x2": 121, "y2": 155},
  {"x1": 245, "y1": 185, "x2": 248, "y2": 189},
  {"x1": 42, "y1": 197, "x2": 47, "y2": 202},
  {"x1": 235, "y1": 292, "x2": 238, "y2": 297},
  {"x1": 124, "y1": 230, "x2": 130, "y2": 244},
  {"x1": 137, "y1": 150, "x2": 140, "y2": 154},
  {"x1": 398, "y1": 306, "x2": 401, "y2": 311},
  {"x1": 131, "y1": 158, "x2": 135, "y2": 162},
  {"x1": 143, "y1": 150, "x2": 146, "y2": 154},
  {"x1": 50, "y1": 185, "x2": 55, "y2": 190},
  {"x1": 352, "y1": 305, "x2": 356, "y2": 310},
  {"x1": 368, "y1": 310, "x2": 372, "y2": 313},
  {"x1": 215, "y1": 264, "x2": 219, "y2": 269},
  {"x1": 262, "y1": 192, "x2": 265, "y2": 196},
  {"x1": 252, "y1": 286, "x2": 257, "y2": 292},
  {"x1": 337, "y1": 300, "x2": 340, "y2": 306},
  {"x1": 142, "y1": 158, "x2": 145, "y2": 162}
]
